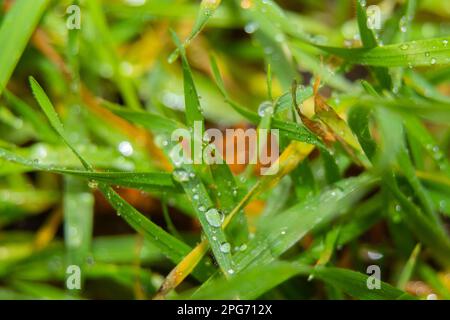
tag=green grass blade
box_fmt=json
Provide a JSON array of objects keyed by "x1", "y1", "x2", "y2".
[
  {"x1": 63, "y1": 176, "x2": 94, "y2": 289},
  {"x1": 356, "y1": 0, "x2": 377, "y2": 49},
  {"x1": 29, "y1": 77, "x2": 91, "y2": 170},
  {"x1": 317, "y1": 37, "x2": 450, "y2": 67},
  {"x1": 312, "y1": 267, "x2": 415, "y2": 300},
  {"x1": 24, "y1": 77, "x2": 213, "y2": 277},
  {"x1": 4, "y1": 91, "x2": 59, "y2": 143},
  {"x1": 233, "y1": 174, "x2": 377, "y2": 272},
  {"x1": 384, "y1": 173, "x2": 450, "y2": 266},
  {"x1": 397, "y1": 243, "x2": 421, "y2": 290},
  {"x1": 0, "y1": 147, "x2": 178, "y2": 192},
  {"x1": 168, "y1": 0, "x2": 222, "y2": 63},
  {"x1": 209, "y1": 55, "x2": 324, "y2": 147},
  {"x1": 355, "y1": 0, "x2": 391, "y2": 88},
  {"x1": 190, "y1": 261, "x2": 413, "y2": 300},
  {"x1": 170, "y1": 31, "x2": 205, "y2": 127},
  {"x1": 0, "y1": 0, "x2": 50, "y2": 95}
]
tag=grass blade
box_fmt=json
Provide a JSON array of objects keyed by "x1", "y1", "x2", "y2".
[
  {"x1": 0, "y1": 0, "x2": 50, "y2": 95},
  {"x1": 317, "y1": 37, "x2": 450, "y2": 67}
]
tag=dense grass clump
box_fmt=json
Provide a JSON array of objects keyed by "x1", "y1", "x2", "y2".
[{"x1": 0, "y1": 0, "x2": 449, "y2": 300}]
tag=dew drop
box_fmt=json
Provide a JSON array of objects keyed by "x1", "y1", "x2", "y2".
[
  {"x1": 258, "y1": 101, "x2": 274, "y2": 117},
  {"x1": 205, "y1": 208, "x2": 224, "y2": 227},
  {"x1": 154, "y1": 135, "x2": 168, "y2": 148},
  {"x1": 399, "y1": 16, "x2": 408, "y2": 33},
  {"x1": 443, "y1": 40, "x2": 449, "y2": 47},
  {"x1": 118, "y1": 141, "x2": 134, "y2": 157},
  {"x1": 430, "y1": 58, "x2": 437, "y2": 65},
  {"x1": 400, "y1": 43, "x2": 409, "y2": 50},
  {"x1": 220, "y1": 242, "x2": 231, "y2": 253},
  {"x1": 239, "y1": 244, "x2": 248, "y2": 251},
  {"x1": 244, "y1": 22, "x2": 259, "y2": 34},
  {"x1": 368, "y1": 251, "x2": 383, "y2": 260},
  {"x1": 125, "y1": 0, "x2": 146, "y2": 6},
  {"x1": 227, "y1": 269, "x2": 235, "y2": 275},
  {"x1": 119, "y1": 61, "x2": 134, "y2": 77},
  {"x1": 88, "y1": 180, "x2": 98, "y2": 189},
  {"x1": 172, "y1": 168, "x2": 190, "y2": 183}
]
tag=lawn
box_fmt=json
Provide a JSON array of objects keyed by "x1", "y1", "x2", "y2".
[{"x1": 0, "y1": 0, "x2": 449, "y2": 300}]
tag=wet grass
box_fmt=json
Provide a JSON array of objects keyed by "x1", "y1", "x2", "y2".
[{"x1": 0, "y1": 0, "x2": 449, "y2": 300}]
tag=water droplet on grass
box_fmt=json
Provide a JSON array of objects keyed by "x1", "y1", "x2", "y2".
[
  {"x1": 399, "y1": 16, "x2": 408, "y2": 33},
  {"x1": 205, "y1": 208, "x2": 224, "y2": 227},
  {"x1": 220, "y1": 242, "x2": 231, "y2": 253},
  {"x1": 88, "y1": 180, "x2": 98, "y2": 189},
  {"x1": 120, "y1": 61, "x2": 134, "y2": 77},
  {"x1": 118, "y1": 141, "x2": 133, "y2": 157},
  {"x1": 244, "y1": 22, "x2": 259, "y2": 34},
  {"x1": 258, "y1": 101, "x2": 274, "y2": 117},
  {"x1": 154, "y1": 135, "x2": 168, "y2": 148},
  {"x1": 368, "y1": 251, "x2": 383, "y2": 260},
  {"x1": 172, "y1": 169, "x2": 190, "y2": 183}
]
